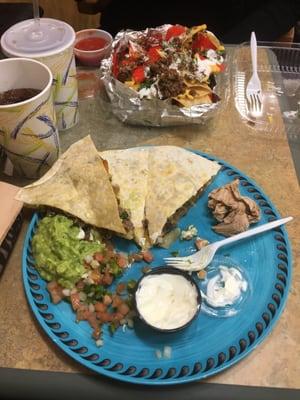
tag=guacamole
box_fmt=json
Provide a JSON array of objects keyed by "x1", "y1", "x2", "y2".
[{"x1": 32, "y1": 215, "x2": 104, "y2": 289}]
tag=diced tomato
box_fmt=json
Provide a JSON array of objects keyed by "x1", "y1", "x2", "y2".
[
  {"x1": 95, "y1": 302, "x2": 107, "y2": 313},
  {"x1": 166, "y1": 25, "x2": 186, "y2": 41},
  {"x1": 131, "y1": 252, "x2": 144, "y2": 262},
  {"x1": 147, "y1": 46, "x2": 162, "y2": 63},
  {"x1": 87, "y1": 313, "x2": 101, "y2": 339},
  {"x1": 76, "y1": 305, "x2": 90, "y2": 321},
  {"x1": 142, "y1": 250, "x2": 154, "y2": 263},
  {"x1": 104, "y1": 247, "x2": 115, "y2": 260},
  {"x1": 70, "y1": 292, "x2": 81, "y2": 311},
  {"x1": 112, "y1": 294, "x2": 122, "y2": 308},
  {"x1": 132, "y1": 66, "x2": 146, "y2": 83},
  {"x1": 94, "y1": 252, "x2": 104, "y2": 263},
  {"x1": 47, "y1": 281, "x2": 63, "y2": 304},
  {"x1": 116, "y1": 282, "x2": 126, "y2": 294},
  {"x1": 97, "y1": 311, "x2": 112, "y2": 323},
  {"x1": 116, "y1": 254, "x2": 128, "y2": 268},
  {"x1": 192, "y1": 32, "x2": 217, "y2": 51},
  {"x1": 118, "y1": 303, "x2": 130, "y2": 316},
  {"x1": 103, "y1": 272, "x2": 113, "y2": 286},
  {"x1": 112, "y1": 50, "x2": 119, "y2": 78}
]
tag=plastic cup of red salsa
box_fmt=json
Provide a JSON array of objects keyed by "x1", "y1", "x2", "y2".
[{"x1": 74, "y1": 29, "x2": 113, "y2": 67}]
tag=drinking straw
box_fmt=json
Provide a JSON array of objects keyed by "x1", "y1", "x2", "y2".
[{"x1": 32, "y1": 0, "x2": 40, "y2": 23}]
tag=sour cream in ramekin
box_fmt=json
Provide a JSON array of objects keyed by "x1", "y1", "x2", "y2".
[{"x1": 135, "y1": 268, "x2": 201, "y2": 331}]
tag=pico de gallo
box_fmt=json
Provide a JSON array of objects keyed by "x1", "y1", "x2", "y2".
[{"x1": 32, "y1": 214, "x2": 152, "y2": 344}]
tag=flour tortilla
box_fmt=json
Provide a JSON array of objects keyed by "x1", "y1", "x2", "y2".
[
  {"x1": 100, "y1": 147, "x2": 149, "y2": 247},
  {"x1": 145, "y1": 146, "x2": 221, "y2": 245},
  {"x1": 16, "y1": 136, "x2": 126, "y2": 234}
]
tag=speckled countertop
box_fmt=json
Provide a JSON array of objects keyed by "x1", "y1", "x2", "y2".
[{"x1": 0, "y1": 47, "x2": 300, "y2": 389}]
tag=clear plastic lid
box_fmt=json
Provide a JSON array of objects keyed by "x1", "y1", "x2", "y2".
[
  {"x1": 1, "y1": 18, "x2": 75, "y2": 58},
  {"x1": 232, "y1": 41, "x2": 300, "y2": 136}
]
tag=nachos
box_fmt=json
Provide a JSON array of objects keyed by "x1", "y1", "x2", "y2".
[{"x1": 112, "y1": 24, "x2": 225, "y2": 106}]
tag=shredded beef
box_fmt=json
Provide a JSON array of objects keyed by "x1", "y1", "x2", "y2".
[
  {"x1": 149, "y1": 55, "x2": 172, "y2": 76},
  {"x1": 158, "y1": 69, "x2": 185, "y2": 99}
]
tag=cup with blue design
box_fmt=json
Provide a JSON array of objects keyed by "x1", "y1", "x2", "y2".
[{"x1": 0, "y1": 58, "x2": 60, "y2": 179}]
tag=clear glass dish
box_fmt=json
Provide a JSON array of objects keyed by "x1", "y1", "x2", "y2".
[{"x1": 232, "y1": 41, "x2": 300, "y2": 136}]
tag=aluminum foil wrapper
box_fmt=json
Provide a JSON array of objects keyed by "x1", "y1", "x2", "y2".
[{"x1": 100, "y1": 26, "x2": 222, "y2": 127}]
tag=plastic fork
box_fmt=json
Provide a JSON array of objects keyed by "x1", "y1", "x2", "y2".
[
  {"x1": 246, "y1": 32, "x2": 263, "y2": 117},
  {"x1": 164, "y1": 217, "x2": 293, "y2": 271}
]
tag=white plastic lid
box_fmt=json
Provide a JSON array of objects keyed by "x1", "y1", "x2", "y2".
[{"x1": 1, "y1": 18, "x2": 75, "y2": 58}]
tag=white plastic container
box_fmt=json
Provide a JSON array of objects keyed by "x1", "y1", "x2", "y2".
[{"x1": 233, "y1": 41, "x2": 300, "y2": 136}]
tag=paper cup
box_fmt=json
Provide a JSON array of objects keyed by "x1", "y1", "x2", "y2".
[
  {"x1": 0, "y1": 58, "x2": 60, "y2": 179},
  {"x1": 37, "y1": 46, "x2": 79, "y2": 130},
  {"x1": 1, "y1": 18, "x2": 79, "y2": 131}
]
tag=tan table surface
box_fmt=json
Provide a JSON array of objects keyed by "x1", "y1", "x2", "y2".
[{"x1": 0, "y1": 47, "x2": 300, "y2": 390}]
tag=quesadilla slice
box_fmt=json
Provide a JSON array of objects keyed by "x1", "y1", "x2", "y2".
[
  {"x1": 145, "y1": 146, "x2": 221, "y2": 245},
  {"x1": 16, "y1": 135, "x2": 126, "y2": 235},
  {"x1": 100, "y1": 147, "x2": 149, "y2": 247}
]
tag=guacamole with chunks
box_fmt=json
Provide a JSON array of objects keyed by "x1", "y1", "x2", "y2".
[{"x1": 32, "y1": 215, "x2": 104, "y2": 289}]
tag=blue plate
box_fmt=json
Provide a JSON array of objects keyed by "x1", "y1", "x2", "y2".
[{"x1": 22, "y1": 150, "x2": 292, "y2": 385}]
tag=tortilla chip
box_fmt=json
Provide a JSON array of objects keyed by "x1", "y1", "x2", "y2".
[
  {"x1": 173, "y1": 84, "x2": 213, "y2": 107},
  {"x1": 100, "y1": 147, "x2": 149, "y2": 247},
  {"x1": 16, "y1": 136, "x2": 126, "y2": 234},
  {"x1": 206, "y1": 30, "x2": 222, "y2": 50},
  {"x1": 188, "y1": 24, "x2": 207, "y2": 38},
  {"x1": 145, "y1": 146, "x2": 221, "y2": 245},
  {"x1": 183, "y1": 24, "x2": 207, "y2": 47}
]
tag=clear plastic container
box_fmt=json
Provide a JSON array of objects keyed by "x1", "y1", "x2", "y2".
[{"x1": 232, "y1": 41, "x2": 300, "y2": 136}]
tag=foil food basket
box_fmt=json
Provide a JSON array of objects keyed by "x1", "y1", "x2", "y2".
[{"x1": 100, "y1": 27, "x2": 229, "y2": 127}]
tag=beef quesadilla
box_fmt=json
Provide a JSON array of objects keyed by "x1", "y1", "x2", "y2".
[
  {"x1": 145, "y1": 146, "x2": 221, "y2": 245},
  {"x1": 17, "y1": 137, "x2": 220, "y2": 248},
  {"x1": 16, "y1": 136, "x2": 126, "y2": 235},
  {"x1": 100, "y1": 147, "x2": 149, "y2": 246},
  {"x1": 102, "y1": 145, "x2": 221, "y2": 248}
]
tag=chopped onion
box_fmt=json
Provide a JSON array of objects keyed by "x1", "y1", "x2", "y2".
[
  {"x1": 127, "y1": 319, "x2": 134, "y2": 328},
  {"x1": 79, "y1": 292, "x2": 87, "y2": 301},
  {"x1": 95, "y1": 339, "x2": 103, "y2": 347},
  {"x1": 62, "y1": 289, "x2": 70, "y2": 297},
  {"x1": 155, "y1": 349, "x2": 162, "y2": 359},
  {"x1": 77, "y1": 228, "x2": 85, "y2": 240},
  {"x1": 88, "y1": 303, "x2": 95, "y2": 313},
  {"x1": 163, "y1": 346, "x2": 172, "y2": 359},
  {"x1": 84, "y1": 255, "x2": 93, "y2": 264},
  {"x1": 90, "y1": 259, "x2": 99, "y2": 269}
]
